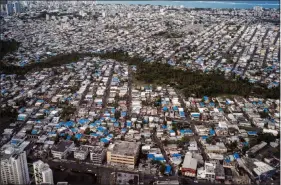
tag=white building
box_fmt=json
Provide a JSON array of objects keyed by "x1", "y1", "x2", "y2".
[
  {"x1": 197, "y1": 162, "x2": 216, "y2": 181},
  {"x1": 74, "y1": 146, "x2": 89, "y2": 160},
  {"x1": 51, "y1": 140, "x2": 75, "y2": 159},
  {"x1": 33, "y1": 160, "x2": 54, "y2": 185},
  {"x1": 0, "y1": 141, "x2": 30, "y2": 185}
]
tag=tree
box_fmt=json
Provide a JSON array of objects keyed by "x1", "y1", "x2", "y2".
[
  {"x1": 114, "y1": 111, "x2": 121, "y2": 119},
  {"x1": 181, "y1": 136, "x2": 190, "y2": 143},
  {"x1": 159, "y1": 163, "x2": 166, "y2": 175},
  {"x1": 84, "y1": 128, "x2": 91, "y2": 135},
  {"x1": 128, "y1": 179, "x2": 134, "y2": 185},
  {"x1": 206, "y1": 137, "x2": 212, "y2": 144},
  {"x1": 242, "y1": 145, "x2": 249, "y2": 155},
  {"x1": 54, "y1": 134, "x2": 60, "y2": 144},
  {"x1": 257, "y1": 133, "x2": 276, "y2": 144}
]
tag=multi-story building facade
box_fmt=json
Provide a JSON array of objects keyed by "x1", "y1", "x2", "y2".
[
  {"x1": 33, "y1": 160, "x2": 54, "y2": 185},
  {"x1": 0, "y1": 141, "x2": 30, "y2": 185},
  {"x1": 107, "y1": 141, "x2": 140, "y2": 169}
]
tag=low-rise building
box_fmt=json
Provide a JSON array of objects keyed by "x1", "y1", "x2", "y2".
[
  {"x1": 51, "y1": 140, "x2": 74, "y2": 159},
  {"x1": 181, "y1": 152, "x2": 197, "y2": 177}
]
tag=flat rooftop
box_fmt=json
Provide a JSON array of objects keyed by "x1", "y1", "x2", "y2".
[
  {"x1": 52, "y1": 140, "x2": 74, "y2": 153},
  {"x1": 110, "y1": 141, "x2": 140, "y2": 156}
]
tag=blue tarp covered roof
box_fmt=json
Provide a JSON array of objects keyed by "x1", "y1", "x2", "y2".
[
  {"x1": 78, "y1": 118, "x2": 89, "y2": 125},
  {"x1": 247, "y1": 131, "x2": 257, "y2": 135},
  {"x1": 31, "y1": 130, "x2": 38, "y2": 135},
  {"x1": 162, "y1": 106, "x2": 168, "y2": 111},
  {"x1": 64, "y1": 121, "x2": 75, "y2": 127},
  {"x1": 179, "y1": 111, "x2": 185, "y2": 117},
  {"x1": 114, "y1": 122, "x2": 119, "y2": 127},
  {"x1": 233, "y1": 153, "x2": 240, "y2": 159},
  {"x1": 165, "y1": 165, "x2": 172, "y2": 174},
  {"x1": 171, "y1": 153, "x2": 181, "y2": 157},
  {"x1": 173, "y1": 106, "x2": 178, "y2": 111},
  {"x1": 121, "y1": 111, "x2": 127, "y2": 117},
  {"x1": 75, "y1": 133, "x2": 83, "y2": 140},
  {"x1": 209, "y1": 129, "x2": 215, "y2": 136},
  {"x1": 100, "y1": 138, "x2": 109, "y2": 143},
  {"x1": 71, "y1": 128, "x2": 78, "y2": 133}
]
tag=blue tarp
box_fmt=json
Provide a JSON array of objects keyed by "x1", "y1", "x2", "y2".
[
  {"x1": 100, "y1": 138, "x2": 109, "y2": 143},
  {"x1": 162, "y1": 106, "x2": 168, "y2": 112},
  {"x1": 90, "y1": 133, "x2": 99, "y2": 137},
  {"x1": 114, "y1": 122, "x2": 119, "y2": 127},
  {"x1": 64, "y1": 121, "x2": 75, "y2": 127},
  {"x1": 179, "y1": 111, "x2": 185, "y2": 117},
  {"x1": 162, "y1": 125, "x2": 167, "y2": 129},
  {"x1": 233, "y1": 153, "x2": 240, "y2": 159},
  {"x1": 148, "y1": 153, "x2": 154, "y2": 159},
  {"x1": 172, "y1": 153, "x2": 181, "y2": 157},
  {"x1": 97, "y1": 126, "x2": 106, "y2": 132},
  {"x1": 203, "y1": 96, "x2": 209, "y2": 101},
  {"x1": 121, "y1": 111, "x2": 127, "y2": 117},
  {"x1": 79, "y1": 119, "x2": 89, "y2": 125},
  {"x1": 165, "y1": 165, "x2": 172, "y2": 174},
  {"x1": 66, "y1": 135, "x2": 71, "y2": 140},
  {"x1": 71, "y1": 128, "x2": 78, "y2": 133},
  {"x1": 127, "y1": 122, "x2": 132, "y2": 127},
  {"x1": 191, "y1": 113, "x2": 200, "y2": 117},
  {"x1": 173, "y1": 106, "x2": 178, "y2": 111},
  {"x1": 247, "y1": 131, "x2": 257, "y2": 135},
  {"x1": 121, "y1": 128, "x2": 127, "y2": 133},
  {"x1": 75, "y1": 133, "x2": 83, "y2": 140},
  {"x1": 180, "y1": 129, "x2": 193, "y2": 135},
  {"x1": 31, "y1": 130, "x2": 38, "y2": 135},
  {"x1": 209, "y1": 129, "x2": 215, "y2": 136}
]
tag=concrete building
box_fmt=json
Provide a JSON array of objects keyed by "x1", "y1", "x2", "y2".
[
  {"x1": 107, "y1": 141, "x2": 141, "y2": 169},
  {"x1": 33, "y1": 160, "x2": 54, "y2": 185},
  {"x1": 0, "y1": 141, "x2": 30, "y2": 185},
  {"x1": 74, "y1": 146, "x2": 89, "y2": 160},
  {"x1": 181, "y1": 152, "x2": 197, "y2": 177},
  {"x1": 89, "y1": 146, "x2": 106, "y2": 164},
  {"x1": 51, "y1": 140, "x2": 74, "y2": 159},
  {"x1": 197, "y1": 161, "x2": 216, "y2": 181}
]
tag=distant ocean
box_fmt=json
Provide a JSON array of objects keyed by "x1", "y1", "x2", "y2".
[{"x1": 97, "y1": 1, "x2": 280, "y2": 9}]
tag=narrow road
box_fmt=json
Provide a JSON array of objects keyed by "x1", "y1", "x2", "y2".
[
  {"x1": 242, "y1": 46, "x2": 257, "y2": 76},
  {"x1": 101, "y1": 62, "x2": 116, "y2": 112},
  {"x1": 127, "y1": 66, "x2": 133, "y2": 118},
  {"x1": 231, "y1": 46, "x2": 246, "y2": 72}
]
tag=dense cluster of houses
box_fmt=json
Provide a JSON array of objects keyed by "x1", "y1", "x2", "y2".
[
  {"x1": 1, "y1": 56, "x2": 279, "y2": 184},
  {"x1": 1, "y1": 3, "x2": 280, "y2": 88}
]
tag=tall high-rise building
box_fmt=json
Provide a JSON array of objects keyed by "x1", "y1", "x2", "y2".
[
  {"x1": 0, "y1": 141, "x2": 30, "y2": 185},
  {"x1": 6, "y1": 2, "x2": 14, "y2": 15},
  {"x1": 13, "y1": 1, "x2": 22, "y2": 14},
  {"x1": 33, "y1": 160, "x2": 54, "y2": 185}
]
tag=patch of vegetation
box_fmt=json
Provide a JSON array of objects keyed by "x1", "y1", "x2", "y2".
[
  {"x1": 0, "y1": 40, "x2": 20, "y2": 60},
  {"x1": 0, "y1": 51, "x2": 279, "y2": 99}
]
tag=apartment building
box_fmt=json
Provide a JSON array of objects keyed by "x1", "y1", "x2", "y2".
[
  {"x1": 51, "y1": 140, "x2": 74, "y2": 159},
  {"x1": 107, "y1": 141, "x2": 141, "y2": 169},
  {"x1": 0, "y1": 141, "x2": 30, "y2": 185},
  {"x1": 33, "y1": 160, "x2": 54, "y2": 185}
]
